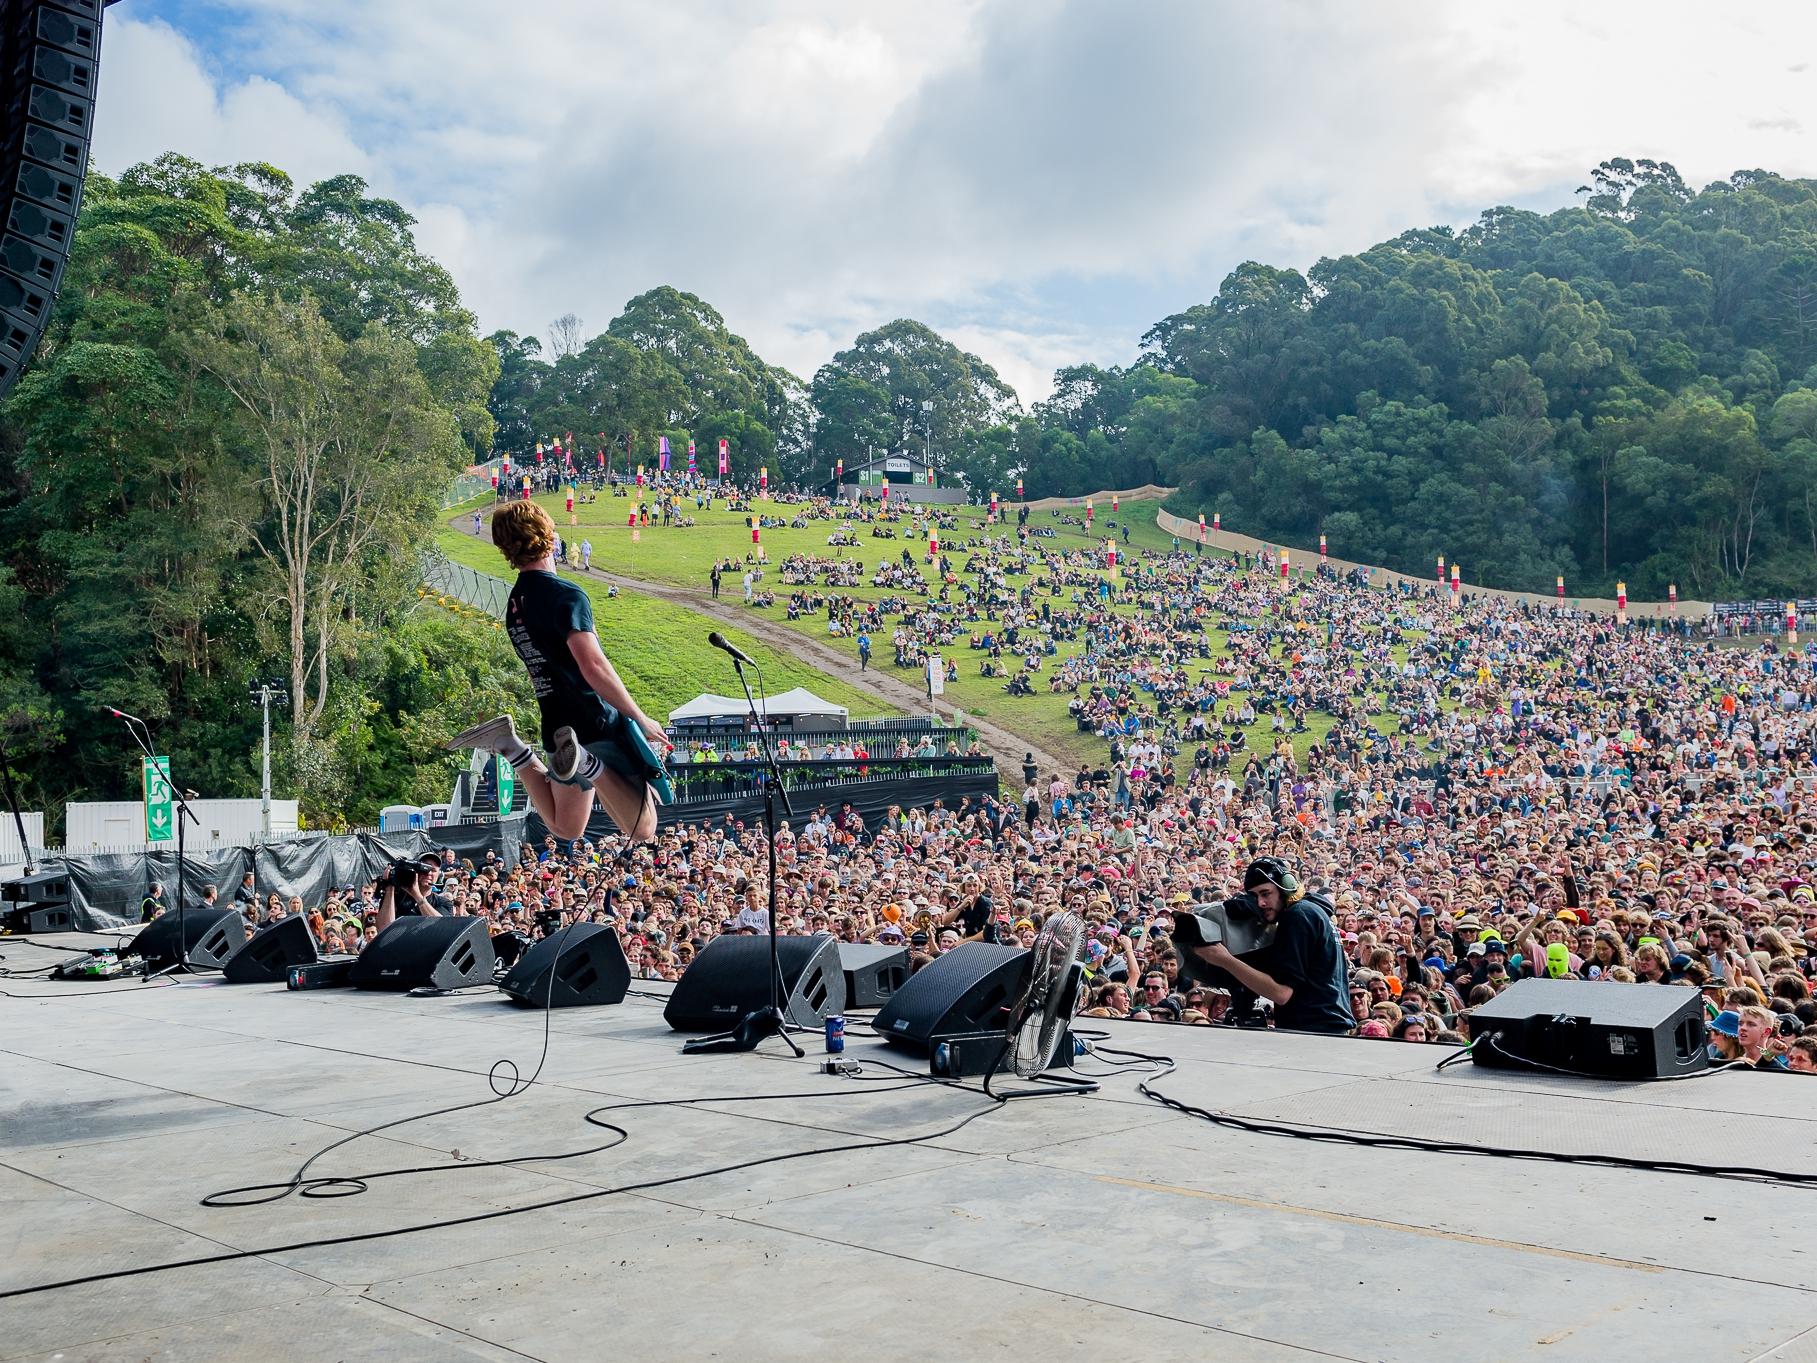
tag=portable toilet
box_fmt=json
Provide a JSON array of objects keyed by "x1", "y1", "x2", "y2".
[
  {"x1": 422, "y1": 803, "x2": 453, "y2": 828},
  {"x1": 378, "y1": 804, "x2": 424, "y2": 833}
]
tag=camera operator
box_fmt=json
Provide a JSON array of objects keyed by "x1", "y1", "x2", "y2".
[
  {"x1": 1185, "y1": 857, "x2": 1354, "y2": 1034},
  {"x1": 374, "y1": 852, "x2": 444, "y2": 933}
]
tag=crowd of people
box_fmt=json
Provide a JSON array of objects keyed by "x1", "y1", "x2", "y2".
[
  {"x1": 187, "y1": 489, "x2": 1817, "y2": 1075},
  {"x1": 166, "y1": 519, "x2": 1817, "y2": 1073}
]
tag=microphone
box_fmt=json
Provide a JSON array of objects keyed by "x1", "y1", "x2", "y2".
[{"x1": 707, "y1": 631, "x2": 756, "y2": 667}]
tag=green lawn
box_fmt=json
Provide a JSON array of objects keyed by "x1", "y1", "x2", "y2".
[
  {"x1": 446, "y1": 490, "x2": 1424, "y2": 770},
  {"x1": 435, "y1": 527, "x2": 892, "y2": 723}
]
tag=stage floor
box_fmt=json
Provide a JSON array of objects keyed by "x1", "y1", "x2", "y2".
[{"x1": 3, "y1": 932, "x2": 1816, "y2": 1363}]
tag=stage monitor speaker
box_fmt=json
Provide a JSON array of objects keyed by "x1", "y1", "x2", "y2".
[
  {"x1": 349, "y1": 915, "x2": 496, "y2": 992},
  {"x1": 1466, "y1": 977, "x2": 1708, "y2": 1079},
  {"x1": 499, "y1": 923, "x2": 630, "y2": 1009},
  {"x1": 873, "y1": 942, "x2": 1029, "y2": 1054},
  {"x1": 837, "y1": 942, "x2": 909, "y2": 1010},
  {"x1": 222, "y1": 913, "x2": 319, "y2": 984},
  {"x1": 0, "y1": 0, "x2": 107, "y2": 402},
  {"x1": 664, "y1": 934, "x2": 844, "y2": 1031},
  {"x1": 130, "y1": 907, "x2": 244, "y2": 972}
]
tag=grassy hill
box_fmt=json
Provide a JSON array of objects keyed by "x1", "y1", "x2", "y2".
[{"x1": 442, "y1": 491, "x2": 1411, "y2": 772}]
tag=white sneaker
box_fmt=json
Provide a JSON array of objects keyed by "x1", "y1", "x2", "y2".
[
  {"x1": 550, "y1": 726, "x2": 585, "y2": 781},
  {"x1": 446, "y1": 715, "x2": 522, "y2": 754}
]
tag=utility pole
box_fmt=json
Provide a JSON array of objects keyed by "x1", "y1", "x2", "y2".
[{"x1": 249, "y1": 679, "x2": 288, "y2": 838}]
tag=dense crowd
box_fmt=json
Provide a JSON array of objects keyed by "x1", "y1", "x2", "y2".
[{"x1": 229, "y1": 490, "x2": 1817, "y2": 1072}]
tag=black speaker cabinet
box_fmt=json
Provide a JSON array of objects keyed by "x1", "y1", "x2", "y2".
[
  {"x1": 0, "y1": 0, "x2": 107, "y2": 402},
  {"x1": 6, "y1": 903, "x2": 74, "y2": 933},
  {"x1": 349, "y1": 915, "x2": 496, "y2": 992},
  {"x1": 838, "y1": 942, "x2": 910, "y2": 1009},
  {"x1": 664, "y1": 934, "x2": 845, "y2": 1031},
  {"x1": 130, "y1": 907, "x2": 245, "y2": 971},
  {"x1": 2, "y1": 867, "x2": 70, "y2": 905},
  {"x1": 1466, "y1": 977, "x2": 1708, "y2": 1079},
  {"x1": 222, "y1": 913, "x2": 320, "y2": 984},
  {"x1": 873, "y1": 942, "x2": 1030, "y2": 1053},
  {"x1": 499, "y1": 923, "x2": 630, "y2": 1008}
]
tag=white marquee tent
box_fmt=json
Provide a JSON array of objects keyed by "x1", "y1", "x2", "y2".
[{"x1": 668, "y1": 687, "x2": 850, "y2": 727}]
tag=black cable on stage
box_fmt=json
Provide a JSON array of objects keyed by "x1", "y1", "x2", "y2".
[
  {"x1": 0, "y1": 1076, "x2": 1041, "y2": 1302},
  {"x1": 205, "y1": 917, "x2": 582, "y2": 1207},
  {"x1": 0, "y1": 978, "x2": 177, "y2": 999},
  {"x1": 1091, "y1": 1039, "x2": 1817, "y2": 1188}
]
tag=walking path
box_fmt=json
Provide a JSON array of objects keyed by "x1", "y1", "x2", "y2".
[{"x1": 446, "y1": 509, "x2": 1065, "y2": 778}]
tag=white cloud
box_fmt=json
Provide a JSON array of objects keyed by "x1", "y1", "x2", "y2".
[{"x1": 90, "y1": 1, "x2": 1817, "y2": 404}]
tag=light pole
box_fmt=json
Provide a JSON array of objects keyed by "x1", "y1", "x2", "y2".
[
  {"x1": 248, "y1": 679, "x2": 288, "y2": 838},
  {"x1": 921, "y1": 399, "x2": 934, "y2": 482}
]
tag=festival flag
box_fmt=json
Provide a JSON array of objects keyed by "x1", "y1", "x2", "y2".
[
  {"x1": 536, "y1": 441, "x2": 545, "y2": 465},
  {"x1": 1280, "y1": 547, "x2": 1289, "y2": 585},
  {"x1": 1016, "y1": 476, "x2": 1024, "y2": 498},
  {"x1": 1668, "y1": 583, "x2": 1678, "y2": 611},
  {"x1": 1112, "y1": 492, "x2": 1119, "y2": 512},
  {"x1": 659, "y1": 436, "x2": 670, "y2": 473},
  {"x1": 760, "y1": 465, "x2": 768, "y2": 494},
  {"x1": 1789, "y1": 602, "x2": 1799, "y2": 646},
  {"x1": 718, "y1": 438, "x2": 729, "y2": 476},
  {"x1": 636, "y1": 464, "x2": 645, "y2": 489},
  {"x1": 1213, "y1": 512, "x2": 1220, "y2": 534},
  {"x1": 1617, "y1": 580, "x2": 1628, "y2": 625},
  {"x1": 1197, "y1": 512, "x2": 1206, "y2": 542},
  {"x1": 687, "y1": 440, "x2": 697, "y2": 476},
  {"x1": 1450, "y1": 563, "x2": 1461, "y2": 608},
  {"x1": 1319, "y1": 533, "x2": 1327, "y2": 563},
  {"x1": 1557, "y1": 575, "x2": 1565, "y2": 599}
]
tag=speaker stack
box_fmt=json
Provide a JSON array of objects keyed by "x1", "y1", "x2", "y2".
[
  {"x1": 349, "y1": 916, "x2": 497, "y2": 992},
  {"x1": 1, "y1": 866, "x2": 74, "y2": 933},
  {"x1": 0, "y1": 0, "x2": 108, "y2": 401},
  {"x1": 499, "y1": 923, "x2": 631, "y2": 1008},
  {"x1": 664, "y1": 935, "x2": 845, "y2": 1031}
]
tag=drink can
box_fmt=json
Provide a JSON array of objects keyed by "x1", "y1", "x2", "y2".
[{"x1": 824, "y1": 1015, "x2": 846, "y2": 1053}]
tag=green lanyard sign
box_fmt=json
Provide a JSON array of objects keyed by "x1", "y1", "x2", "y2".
[{"x1": 143, "y1": 755, "x2": 173, "y2": 842}]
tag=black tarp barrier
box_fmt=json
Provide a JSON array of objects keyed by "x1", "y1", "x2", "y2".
[
  {"x1": 37, "y1": 817, "x2": 527, "y2": 930},
  {"x1": 525, "y1": 770, "x2": 1000, "y2": 845}
]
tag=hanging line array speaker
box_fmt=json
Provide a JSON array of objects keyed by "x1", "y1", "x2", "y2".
[{"x1": 0, "y1": 0, "x2": 108, "y2": 401}]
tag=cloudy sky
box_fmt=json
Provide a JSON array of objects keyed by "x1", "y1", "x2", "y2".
[{"x1": 92, "y1": 1, "x2": 1817, "y2": 403}]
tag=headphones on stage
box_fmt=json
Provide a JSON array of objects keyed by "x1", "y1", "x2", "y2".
[{"x1": 1244, "y1": 856, "x2": 1300, "y2": 896}]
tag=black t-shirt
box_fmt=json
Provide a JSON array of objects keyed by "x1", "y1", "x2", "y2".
[
  {"x1": 1250, "y1": 895, "x2": 1354, "y2": 1034},
  {"x1": 506, "y1": 570, "x2": 614, "y2": 746},
  {"x1": 958, "y1": 892, "x2": 998, "y2": 942}
]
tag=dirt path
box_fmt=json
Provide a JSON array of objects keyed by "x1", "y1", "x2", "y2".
[
  {"x1": 581, "y1": 562, "x2": 1065, "y2": 778},
  {"x1": 446, "y1": 510, "x2": 1064, "y2": 778}
]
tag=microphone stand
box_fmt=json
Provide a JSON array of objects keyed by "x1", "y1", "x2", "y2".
[
  {"x1": 683, "y1": 649, "x2": 803, "y2": 1057},
  {"x1": 109, "y1": 711, "x2": 201, "y2": 980}
]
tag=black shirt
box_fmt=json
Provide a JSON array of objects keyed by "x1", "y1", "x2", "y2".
[
  {"x1": 957, "y1": 892, "x2": 998, "y2": 943},
  {"x1": 1250, "y1": 895, "x2": 1354, "y2": 1034},
  {"x1": 506, "y1": 570, "x2": 614, "y2": 747}
]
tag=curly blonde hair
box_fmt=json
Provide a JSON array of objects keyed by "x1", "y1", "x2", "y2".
[{"x1": 492, "y1": 500, "x2": 557, "y2": 569}]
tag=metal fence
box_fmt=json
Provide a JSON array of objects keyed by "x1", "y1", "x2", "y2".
[
  {"x1": 423, "y1": 548, "x2": 511, "y2": 618},
  {"x1": 443, "y1": 459, "x2": 504, "y2": 508},
  {"x1": 669, "y1": 756, "x2": 994, "y2": 804}
]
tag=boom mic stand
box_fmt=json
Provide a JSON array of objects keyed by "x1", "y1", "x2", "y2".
[
  {"x1": 683, "y1": 649, "x2": 803, "y2": 1057},
  {"x1": 108, "y1": 709, "x2": 201, "y2": 980}
]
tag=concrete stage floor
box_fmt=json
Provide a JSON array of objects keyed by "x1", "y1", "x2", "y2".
[{"x1": 2, "y1": 932, "x2": 1816, "y2": 1363}]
